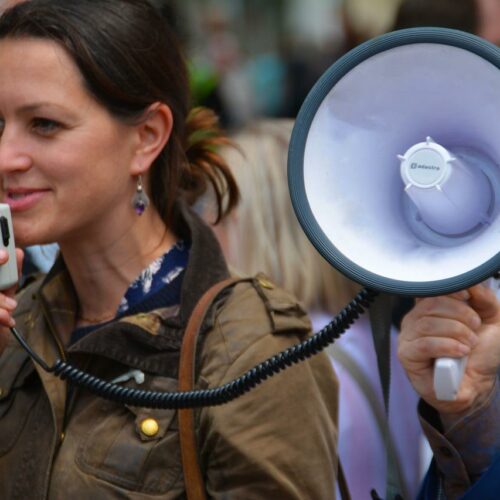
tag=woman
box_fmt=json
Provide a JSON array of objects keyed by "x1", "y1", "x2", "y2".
[{"x1": 0, "y1": 1, "x2": 338, "y2": 498}]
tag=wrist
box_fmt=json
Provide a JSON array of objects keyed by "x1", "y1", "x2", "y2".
[{"x1": 439, "y1": 377, "x2": 497, "y2": 431}]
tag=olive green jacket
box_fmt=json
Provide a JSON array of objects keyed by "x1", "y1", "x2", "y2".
[{"x1": 0, "y1": 205, "x2": 339, "y2": 499}]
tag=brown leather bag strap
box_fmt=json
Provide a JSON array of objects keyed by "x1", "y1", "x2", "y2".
[
  {"x1": 178, "y1": 277, "x2": 247, "y2": 500},
  {"x1": 178, "y1": 276, "x2": 349, "y2": 500}
]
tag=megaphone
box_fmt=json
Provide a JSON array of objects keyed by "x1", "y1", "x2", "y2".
[{"x1": 288, "y1": 28, "x2": 500, "y2": 400}]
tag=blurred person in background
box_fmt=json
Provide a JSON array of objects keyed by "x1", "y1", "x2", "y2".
[
  {"x1": 190, "y1": 6, "x2": 256, "y2": 130},
  {"x1": 341, "y1": 0, "x2": 500, "y2": 51},
  {"x1": 394, "y1": 0, "x2": 478, "y2": 34},
  {"x1": 341, "y1": 0, "x2": 403, "y2": 49},
  {"x1": 477, "y1": 0, "x2": 500, "y2": 44},
  {"x1": 208, "y1": 119, "x2": 428, "y2": 499},
  {"x1": 208, "y1": 120, "x2": 357, "y2": 315},
  {"x1": 211, "y1": 117, "x2": 500, "y2": 498}
]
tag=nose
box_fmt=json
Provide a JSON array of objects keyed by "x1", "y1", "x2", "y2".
[{"x1": 0, "y1": 125, "x2": 33, "y2": 174}]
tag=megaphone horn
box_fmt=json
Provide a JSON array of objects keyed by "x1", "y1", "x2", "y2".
[
  {"x1": 288, "y1": 28, "x2": 500, "y2": 401},
  {"x1": 288, "y1": 28, "x2": 499, "y2": 297}
]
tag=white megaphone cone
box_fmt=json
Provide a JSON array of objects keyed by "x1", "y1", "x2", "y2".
[{"x1": 288, "y1": 28, "x2": 500, "y2": 401}]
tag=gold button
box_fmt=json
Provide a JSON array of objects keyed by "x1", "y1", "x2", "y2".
[
  {"x1": 258, "y1": 277, "x2": 274, "y2": 289},
  {"x1": 60, "y1": 432, "x2": 65, "y2": 442},
  {"x1": 141, "y1": 418, "x2": 159, "y2": 437}
]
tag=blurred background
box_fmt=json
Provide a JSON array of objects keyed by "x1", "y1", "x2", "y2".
[
  {"x1": 151, "y1": 0, "x2": 500, "y2": 131},
  {"x1": 154, "y1": 0, "x2": 402, "y2": 129}
]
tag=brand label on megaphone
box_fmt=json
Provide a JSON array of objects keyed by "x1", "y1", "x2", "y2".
[
  {"x1": 410, "y1": 162, "x2": 440, "y2": 171},
  {"x1": 402, "y1": 145, "x2": 449, "y2": 188}
]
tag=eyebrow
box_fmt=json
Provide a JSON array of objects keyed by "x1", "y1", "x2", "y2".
[{"x1": 18, "y1": 102, "x2": 68, "y2": 113}]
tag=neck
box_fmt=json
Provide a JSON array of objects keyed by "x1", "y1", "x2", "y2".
[{"x1": 60, "y1": 209, "x2": 177, "y2": 329}]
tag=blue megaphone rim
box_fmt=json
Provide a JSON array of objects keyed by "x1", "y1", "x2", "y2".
[{"x1": 288, "y1": 27, "x2": 500, "y2": 297}]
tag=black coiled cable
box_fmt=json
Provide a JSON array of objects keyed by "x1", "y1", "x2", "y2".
[{"x1": 10, "y1": 287, "x2": 378, "y2": 409}]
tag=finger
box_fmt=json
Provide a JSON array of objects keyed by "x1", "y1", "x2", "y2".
[
  {"x1": 0, "y1": 307, "x2": 15, "y2": 328},
  {"x1": 405, "y1": 296, "x2": 481, "y2": 331},
  {"x1": 0, "y1": 248, "x2": 8, "y2": 265},
  {"x1": 411, "y1": 316, "x2": 478, "y2": 347},
  {"x1": 0, "y1": 293, "x2": 17, "y2": 312},
  {"x1": 446, "y1": 289, "x2": 471, "y2": 301},
  {"x1": 399, "y1": 337, "x2": 470, "y2": 364},
  {"x1": 468, "y1": 285, "x2": 500, "y2": 322},
  {"x1": 15, "y1": 248, "x2": 24, "y2": 279},
  {"x1": 415, "y1": 290, "x2": 470, "y2": 303}
]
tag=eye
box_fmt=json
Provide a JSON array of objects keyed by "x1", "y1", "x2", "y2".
[{"x1": 31, "y1": 117, "x2": 62, "y2": 136}]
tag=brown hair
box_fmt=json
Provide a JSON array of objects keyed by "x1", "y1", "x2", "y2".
[
  {"x1": 217, "y1": 120, "x2": 361, "y2": 313},
  {"x1": 0, "y1": 0, "x2": 239, "y2": 224},
  {"x1": 183, "y1": 107, "x2": 239, "y2": 223}
]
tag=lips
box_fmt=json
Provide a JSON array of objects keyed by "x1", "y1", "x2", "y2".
[{"x1": 4, "y1": 188, "x2": 50, "y2": 211}]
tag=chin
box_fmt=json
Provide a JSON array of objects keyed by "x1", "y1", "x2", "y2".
[{"x1": 12, "y1": 224, "x2": 50, "y2": 249}]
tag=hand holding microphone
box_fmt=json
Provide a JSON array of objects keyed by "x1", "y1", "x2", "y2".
[
  {"x1": 397, "y1": 284, "x2": 500, "y2": 417},
  {"x1": 0, "y1": 248, "x2": 22, "y2": 353},
  {"x1": 0, "y1": 204, "x2": 21, "y2": 355}
]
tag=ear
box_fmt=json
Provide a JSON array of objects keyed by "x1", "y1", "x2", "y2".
[{"x1": 130, "y1": 102, "x2": 173, "y2": 176}]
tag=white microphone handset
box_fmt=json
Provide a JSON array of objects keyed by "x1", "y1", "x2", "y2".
[
  {"x1": 433, "y1": 278, "x2": 499, "y2": 401},
  {"x1": 0, "y1": 204, "x2": 19, "y2": 289}
]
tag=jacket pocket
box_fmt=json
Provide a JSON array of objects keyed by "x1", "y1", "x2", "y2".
[
  {"x1": 75, "y1": 375, "x2": 183, "y2": 495},
  {"x1": 0, "y1": 346, "x2": 38, "y2": 456}
]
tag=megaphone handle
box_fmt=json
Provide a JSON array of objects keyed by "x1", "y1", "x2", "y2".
[{"x1": 433, "y1": 356, "x2": 467, "y2": 401}]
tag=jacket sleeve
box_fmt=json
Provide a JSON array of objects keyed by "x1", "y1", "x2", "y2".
[
  {"x1": 417, "y1": 376, "x2": 500, "y2": 499},
  {"x1": 197, "y1": 278, "x2": 339, "y2": 500}
]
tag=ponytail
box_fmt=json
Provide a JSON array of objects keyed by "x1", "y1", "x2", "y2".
[{"x1": 181, "y1": 107, "x2": 240, "y2": 223}]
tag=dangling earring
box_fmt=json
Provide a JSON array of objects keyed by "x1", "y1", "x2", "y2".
[{"x1": 132, "y1": 175, "x2": 150, "y2": 215}]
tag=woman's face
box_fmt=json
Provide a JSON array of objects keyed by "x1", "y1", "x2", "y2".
[{"x1": 0, "y1": 37, "x2": 140, "y2": 247}]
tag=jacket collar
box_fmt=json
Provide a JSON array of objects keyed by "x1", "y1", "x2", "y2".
[
  {"x1": 166, "y1": 200, "x2": 230, "y2": 327},
  {"x1": 32, "y1": 201, "x2": 230, "y2": 373}
]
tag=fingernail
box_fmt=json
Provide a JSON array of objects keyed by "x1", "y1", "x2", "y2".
[
  {"x1": 8, "y1": 317, "x2": 15, "y2": 327},
  {"x1": 5, "y1": 297, "x2": 16, "y2": 309},
  {"x1": 0, "y1": 250, "x2": 7, "y2": 260}
]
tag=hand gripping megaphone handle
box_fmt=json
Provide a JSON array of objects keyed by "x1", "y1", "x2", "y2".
[
  {"x1": 433, "y1": 277, "x2": 499, "y2": 400},
  {"x1": 433, "y1": 356, "x2": 468, "y2": 401}
]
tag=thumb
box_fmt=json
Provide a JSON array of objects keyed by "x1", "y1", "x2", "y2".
[
  {"x1": 1, "y1": 248, "x2": 23, "y2": 297},
  {"x1": 468, "y1": 284, "x2": 500, "y2": 323}
]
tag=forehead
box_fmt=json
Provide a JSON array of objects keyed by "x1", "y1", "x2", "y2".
[
  {"x1": 0, "y1": 36, "x2": 77, "y2": 73},
  {"x1": 0, "y1": 0, "x2": 26, "y2": 12},
  {"x1": 0, "y1": 37, "x2": 87, "y2": 106}
]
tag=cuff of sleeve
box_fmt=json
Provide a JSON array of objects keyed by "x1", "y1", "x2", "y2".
[{"x1": 419, "y1": 377, "x2": 500, "y2": 495}]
